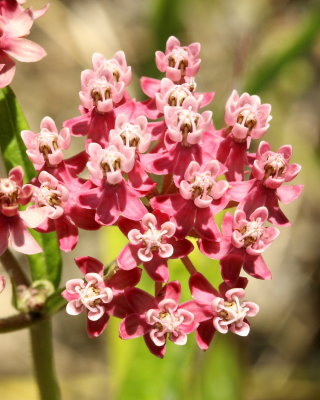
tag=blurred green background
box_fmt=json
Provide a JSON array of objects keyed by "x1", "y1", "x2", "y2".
[{"x1": 0, "y1": 0, "x2": 319, "y2": 399}]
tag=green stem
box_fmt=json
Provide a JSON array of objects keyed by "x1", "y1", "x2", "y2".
[{"x1": 30, "y1": 318, "x2": 61, "y2": 400}]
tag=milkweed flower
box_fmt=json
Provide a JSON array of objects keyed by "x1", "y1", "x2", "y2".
[{"x1": 0, "y1": 0, "x2": 47, "y2": 87}]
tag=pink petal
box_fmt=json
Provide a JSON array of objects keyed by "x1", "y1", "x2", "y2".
[
  {"x1": 140, "y1": 77, "x2": 161, "y2": 98},
  {"x1": 0, "y1": 217, "x2": 9, "y2": 256},
  {"x1": 87, "y1": 312, "x2": 110, "y2": 338},
  {"x1": 195, "y1": 320, "x2": 216, "y2": 351},
  {"x1": 220, "y1": 252, "x2": 244, "y2": 283},
  {"x1": 75, "y1": 256, "x2": 104, "y2": 275},
  {"x1": 5, "y1": 38, "x2": 46, "y2": 62},
  {"x1": 55, "y1": 217, "x2": 78, "y2": 252},
  {"x1": 108, "y1": 268, "x2": 142, "y2": 291},
  {"x1": 157, "y1": 281, "x2": 181, "y2": 304},
  {"x1": 0, "y1": 51, "x2": 16, "y2": 87},
  {"x1": 195, "y1": 207, "x2": 221, "y2": 240},
  {"x1": 119, "y1": 313, "x2": 149, "y2": 339},
  {"x1": 9, "y1": 217, "x2": 42, "y2": 254},
  {"x1": 144, "y1": 333, "x2": 166, "y2": 358},
  {"x1": 117, "y1": 244, "x2": 140, "y2": 270},
  {"x1": 189, "y1": 273, "x2": 218, "y2": 304},
  {"x1": 244, "y1": 255, "x2": 271, "y2": 280},
  {"x1": 144, "y1": 256, "x2": 169, "y2": 282},
  {"x1": 170, "y1": 238, "x2": 194, "y2": 259},
  {"x1": 276, "y1": 185, "x2": 303, "y2": 204},
  {"x1": 125, "y1": 287, "x2": 157, "y2": 313}
]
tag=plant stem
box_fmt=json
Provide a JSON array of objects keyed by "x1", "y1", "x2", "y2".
[
  {"x1": 181, "y1": 256, "x2": 197, "y2": 275},
  {"x1": 0, "y1": 312, "x2": 41, "y2": 333},
  {"x1": 0, "y1": 249, "x2": 30, "y2": 286},
  {"x1": 30, "y1": 318, "x2": 61, "y2": 400}
]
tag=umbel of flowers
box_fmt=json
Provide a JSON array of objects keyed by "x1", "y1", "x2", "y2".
[{"x1": 0, "y1": 29, "x2": 303, "y2": 357}]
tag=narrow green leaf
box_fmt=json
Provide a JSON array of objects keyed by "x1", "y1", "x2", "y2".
[
  {"x1": 243, "y1": 7, "x2": 320, "y2": 94},
  {"x1": 0, "y1": 86, "x2": 62, "y2": 287}
]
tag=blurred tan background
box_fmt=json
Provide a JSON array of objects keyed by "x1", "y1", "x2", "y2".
[{"x1": 0, "y1": 0, "x2": 319, "y2": 399}]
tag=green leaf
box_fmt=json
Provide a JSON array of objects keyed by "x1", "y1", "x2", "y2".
[
  {"x1": 243, "y1": 7, "x2": 320, "y2": 94},
  {"x1": 0, "y1": 86, "x2": 62, "y2": 288}
]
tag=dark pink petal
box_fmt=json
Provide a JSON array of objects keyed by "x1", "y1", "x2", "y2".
[
  {"x1": 75, "y1": 256, "x2": 104, "y2": 275},
  {"x1": 265, "y1": 192, "x2": 290, "y2": 226},
  {"x1": 244, "y1": 255, "x2": 271, "y2": 280},
  {"x1": 69, "y1": 205, "x2": 100, "y2": 230},
  {"x1": 144, "y1": 333, "x2": 166, "y2": 358},
  {"x1": 198, "y1": 237, "x2": 230, "y2": 260},
  {"x1": 221, "y1": 212, "x2": 233, "y2": 236},
  {"x1": 0, "y1": 51, "x2": 16, "y2": 88},
  {"x1": 0, "y1": 216, "x2": 9, "y2": 256},
  {"x1": 181, "y1": 300, "x2": 213, "y2": 323},
  {"x1": 219, "y1": 277, "x2": 248, "y2": 296},
  {"x1": 78, "y1": 188, "x2": 100, "y2": 209},
  {"x1": 144, "y1": 256, "x2": 169, "y2": 282},
  {"x1": 122, "y1": 185, "x2": 148, "y2": 221},
  {"x1": 106, "y1": 293, "x2": 132, "y2": 318},
  {"x1": 276, "y1": 185, "x2": 303, "y2": 204},
  {"x1": 220, "y1": 251, "x2": 244, "y2": 283},
  {"x1": 195, "y1": 207, "x2": 221, "y2": 240},
  {"x1": 196, "y1": 320, "x2": 216, "y2": 351},
  {"x1": 157, "y1": 281, "x2": 181, "y2": 304},
  {"x1": 170, "y1": 238, "x2": 194, "y2": 259},
  {"x1": 117, "y1": 244, "x2": 140, "y2": 270},
  {"x1": 117, "y1": 216, "x2": 142, "y2": 237},
  {"x1": 125, "y1": 287, "x2": 157, "y2": 313},
  {"x1": 64, "y1": 113, "x2": 90, "y2": 136},
  {"x1": 189, "y1": 273, "x2": 219, "y2": 303},
  {"x1": 64, "y1": 151, "x2": 88, "y2": 176},
  {"x1": 119, "y1": 314, "x2": 149, "y2": 339},
  {"x1": 108, "y1": 268, "x2": 142, "y2": 291},
  {"x1": 127, "y1": 161, "x2": 156, "y2": 195},
  {"x1": 96, "y1": 186, "x2": 121, "y2": 226},
  {"x1": 241, "y1": 183, "x2": 267, "y2": 216},
  {"x1": 87, "y1": 312, "x2": 110, "y2": 338},
  {"x1": 55, "y1": 217, "x2": 78, "y2": 252}
]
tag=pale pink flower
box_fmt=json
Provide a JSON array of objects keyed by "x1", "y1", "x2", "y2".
[
  {"x1": 224, "y1": 90, "x2": 272, "y2": 143},
  {"x1": 199, "y1": 207, "x2": 279, "y2": 282},
  {"x1": 21, "y1": 117, "x2": 71, "y2": 170},
  {"x1": 164, "y1": 96, "x2": 212, "y2": 145},
  {"x1": 155, "y1": 36, "x2": 201, "y2": 82},
  {"x1": 151, "y1": 161, "x2": 229, "y2": 240},
  {"x1": 155, "y1": 78, "x2": 201, "y2": 113},
  {"x1": 91, "y1": 51, "x2": 132, "y2": 86},
  {"x1": 25, "y1": 171, "x2": 99, "y2": 252},
  {"x1": 80, "y1": 69, "x2": 126, "y2": 113},
  {"x1": 119, "y1": 281, "x2": 197, "y2": 358},
  {"x1": 86, "y1": 139, "x2": 135, "y2": 186},
  {"x1": 0, "y1": 166, "x2": 42, "y2": 255},
  {"x1": 0, "y1": 0, "x2": 47, "y2": 87},
  {"x1": 109, "y1": 113, "x2": 151, "y2": 154},
  {"x1": 62, "y1": 256, "x2": 142, "y2": 337},
  {"x1": 189, "y1": 273, "x2": 259, "y2": 349},
  {"x1": 117, "y1": 210, "x2": 193, "y2": 282},
  {"x1": 236, "y1": 141, "x2": 303, "y2": 225}
]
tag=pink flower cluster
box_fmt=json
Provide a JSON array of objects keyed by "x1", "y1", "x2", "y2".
[{"x1": 1, "y1": 35, "x2": 302, "y2": 357}]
